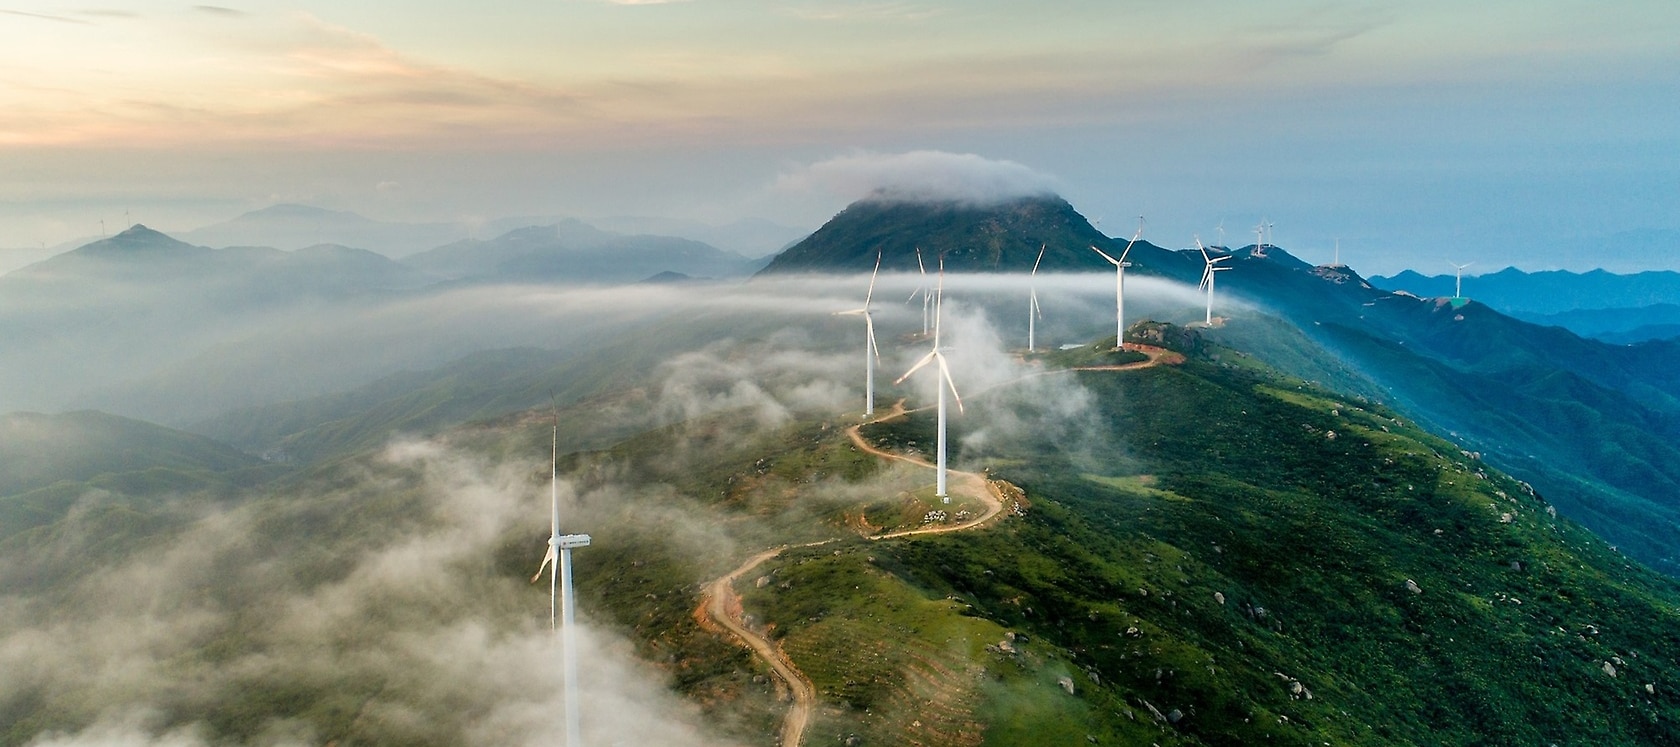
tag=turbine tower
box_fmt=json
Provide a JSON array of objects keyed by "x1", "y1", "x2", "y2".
[
  {"x1": 1089, "y1": 216, "x2": 1144, "y2": 350},
  {"x1": 1450, "y1": 261, "x2": 1473, "y2": 299},
  {"x1": 533, "y1": 417, "x2": 591, "y2": 747},
  {"x1": 1197, "y1": 236, "x2": 1232, "y2": 325},
  {"x1": 1027, "y1": 244, "x2": 1045, "y2": 352},
  {"x1": 895, "y1": 258, "x2": 963, "y2": 502},
  {"x1": 906, "y1": 248, "x2": 932, "y2": 336},
  {"x1": 838, "y1": 252, "x2": 883, "y2": 416}
]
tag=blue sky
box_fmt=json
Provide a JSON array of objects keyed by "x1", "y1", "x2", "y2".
[{"x1": 0, "y1": 0, "x2": 1675, "y2": 274}]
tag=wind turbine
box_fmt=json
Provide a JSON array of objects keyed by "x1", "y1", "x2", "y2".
[
  {"x1": 838, "y1": 251, "x2": 883, "y2": 416},
  {"x1": 533, "y1": 414, "x2": 591, "y2": 747},
  {"x1": 906, "y1": 248, "x2": 932, "y2": 336},
  {"x1": 1450, "y1": 261, "x2": 1473, "y2": 299},
  {"x1": 1090, "y1": 216, "x2": 1144, "y2": 350},
  {"x1": 1027, "y1": 244, "x2": 1045, "y2": 352},
  {"x1": 895, "y1": 257, "x2": 963, "y2": 502},
  {"x1": 1197, "y1": 235, "x2": 1232, "y2": 325}
]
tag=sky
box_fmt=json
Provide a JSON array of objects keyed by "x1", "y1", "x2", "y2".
[{"x1": 1, "y1": 0, "x2": 1676, "y2": 274}]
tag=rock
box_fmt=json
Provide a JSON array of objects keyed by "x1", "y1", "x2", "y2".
[
  {"x1": 1647, "y1": 683, "x2": 1656, "y2": 695},
  {"x1": 1167, "y1": 708, "x2": 1184, "y2": 724},
  {"x1": 1214, "y1": 591, "x2": 1226, "y2": 605},
  {"x1": 754, "y1": 576, "x2": 770, "y2": 588},
  {"x1": 1143, "y1": 700, "x2": 1168, "y2": 723},
  {"x1": 1603, "y1": 661, "x2": 1619, "y2": 678},
  {"x1": 1406, "y1": 579, "x2": 1423, "y2": 594},
  {"x1": 1058, "y1": 676, "x2": 1076, "y2": 695}
]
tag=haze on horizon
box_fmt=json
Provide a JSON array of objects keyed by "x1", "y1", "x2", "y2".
[{"x1": 1, "y1": 0, "x2": 1676, "y2": 275}]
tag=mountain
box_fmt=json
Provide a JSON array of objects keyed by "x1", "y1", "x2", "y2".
[
  {"x1": 757, "y1": 194, "x2": 1181, "y2": 275},
  {"x1": 585, "y1": 215, "x2": 810, "y2": 259},
  {"x1": 178, "y1": 204, "x2": 472, "y2": 257},
  {"x1": 0, "y1": 410, "x2": 259, "y2": 498},
  {"x1": 0, "y1": 410, "x2": 269, "y2": 548},
  {"x1": 1511, "y1": 304, "x2": 1680, "y2": 343},
  {"x1": 753, "y1": 193, "x2": 1680, "y2": 576},
  {"x1": 1372, "y1": 267, "x2": 1680, "y2": 316},
  {"x1": 0, "y1": 225, "x2": 438, "y2": 415},
  {"x1": 404, "y1": 220, "x2": 763, "y2": 283}
]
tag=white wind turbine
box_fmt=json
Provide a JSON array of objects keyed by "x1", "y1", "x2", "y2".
[
  {"x1": 1090, "y1": 216, "x2": 1144, "y2": 350},
  {"x1": 1027, "y1": 244, "x2": 1045, "y2": 352},
  {"x1": 838, "y1": 252, "x2": 883, "y2": 416},
  {"x1": 906, "y1": 248, "x2": 932, "y2": 336},
  {"x1": 1198, "y1": 235, "x2": 1232, "y2": 325},
  {"x1": 1450, "y1": 261, "x2": 1473, "y2": 299},
  {"x1": 895, "y1": 258, "x2": 963, "y2": 502},
  {"x1": 533, "y1": 416, "x2": 592, "y2": 747}
]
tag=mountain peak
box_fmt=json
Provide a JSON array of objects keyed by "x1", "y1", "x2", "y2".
[
  {"x1": 76, "y1": 224, "x2": 200, "y2": 256},
  {"x1": 756, "y1": 193, "x2": 1127, "y2": 274}
]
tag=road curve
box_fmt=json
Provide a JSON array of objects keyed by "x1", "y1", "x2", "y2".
[{"x1": 694, "y1": 345, "x2": 1180, "y2": 745}]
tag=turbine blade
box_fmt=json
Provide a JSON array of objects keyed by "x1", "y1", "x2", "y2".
[
  {"x1": 866, "y1": 315, "x2": 880, "y2": 361},
  {"x1": 865, "y1": 251, "x2": 881, "y2": 306},
  {"x1": 934, "y1": 255, "x2": 945, "y2": 346},
  {"x1": 896, "y1": 351, "x2": 937, "y2": 384},
  {"x1": 1031, "y1": 244, "x2": 1046, "y2": 275},
  {"x1": 1090, "y1": 245, "x2": 1119, "y2": 265},
  {"x1": 938, "y1": 355, "x2": 965, "y2": 414},
  {"x1": 531, "y1": 545, "x2": 556, "y2": 583}
]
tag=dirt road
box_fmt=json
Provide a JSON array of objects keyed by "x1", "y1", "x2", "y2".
[{"x1": 693, "y1": 345, "x2": 1180, "y2": 745}]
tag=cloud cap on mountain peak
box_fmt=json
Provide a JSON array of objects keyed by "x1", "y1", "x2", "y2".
[{"x1": 778, "y1": 150, "x2": 1061, "y2": 207}]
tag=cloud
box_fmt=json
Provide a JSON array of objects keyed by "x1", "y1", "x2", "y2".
[
  {"x1": 777, "y1": 150, "x2": 1060, "y2": 206},
  {"x1": 0, "y1": 9, "x2": 88, "y2": 24},
  {"x1": 781, "y1": 2, "x2": 943, "y2": 22},
  {"x1": 191, "y1": 5, "x2": 248, "y2": 17}
]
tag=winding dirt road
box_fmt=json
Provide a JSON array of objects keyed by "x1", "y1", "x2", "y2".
[{"x1": 693, "y1": 344, "x2": 1181, "y2": 746}]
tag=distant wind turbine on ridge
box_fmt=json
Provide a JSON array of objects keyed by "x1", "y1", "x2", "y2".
[
  {"x1": 895, "y1": 257, "x2": 963, "y2": 503},
  {"x1": 906, "y1": 248, "x2": 932, "y2": 336},
  {"x1": 1450, "y1": 261, "x2": 1473, "y2": 299},
  {"x1": 533, "y1": 411, "x2": 591, "y2": 747},
  {"x1": 838, "y1": 251, "x2": 883, "y2": 416},
  {"x1": 1090, "y1": 216, "x2": 1144, "y2": 350},
  {"x1": 1197, "y1": 235, "x2": 1232, "y2": 325}
]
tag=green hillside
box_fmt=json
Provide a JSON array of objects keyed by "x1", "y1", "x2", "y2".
[
  {"x1": 673, "y1": 330, "x2": 1680, "y2": 745},
  {"x1": 5, "y1": 324, "x2": 1680, "y2": 745}
]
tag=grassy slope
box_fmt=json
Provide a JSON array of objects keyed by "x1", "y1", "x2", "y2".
[{"x1": 702, "y1": 337, "x2": 1680, "y2": 745}]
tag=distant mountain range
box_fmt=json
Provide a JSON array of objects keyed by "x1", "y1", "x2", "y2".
[
  {"x1": 177, "y1": 204, "x2": 473, "y2": 258},
  {"x1": 1372, "y1": 267, "x2": 1680, "y2": 342},
  {"x1": 173, "y1": 204, "x2": 808, "y2": 261},
  {"x1": 406, "y1": 219, "x2": 764, "y2": 283},
  {"x1": 0, "y1": 220, "x2": 767, "y2": 420}
]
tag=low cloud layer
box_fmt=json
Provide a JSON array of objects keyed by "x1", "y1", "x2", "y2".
[{"x1": 777, "y1": 150, "x2": 1061, "y2": 206}]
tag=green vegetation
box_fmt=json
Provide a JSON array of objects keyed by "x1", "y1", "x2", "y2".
[{"x1": 716, "y1": 329, "x2": 1680, "y2": 744}]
